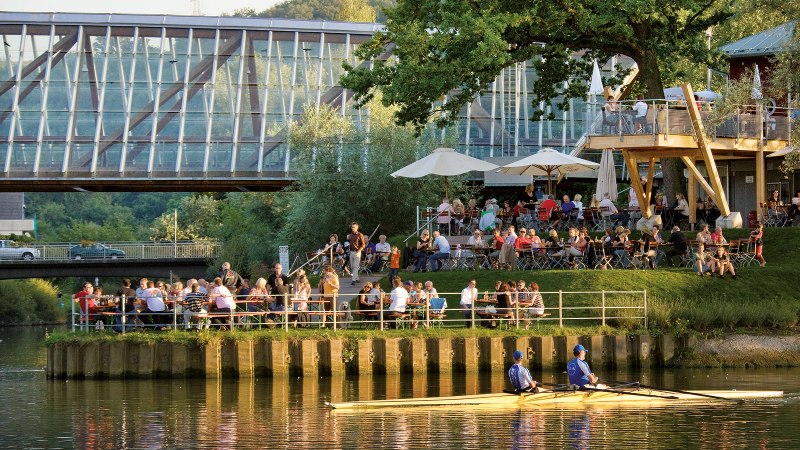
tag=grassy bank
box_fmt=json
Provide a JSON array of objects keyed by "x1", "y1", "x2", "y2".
[{"x1": 387, "y1": 227, "x2": 800, "y2": 335}]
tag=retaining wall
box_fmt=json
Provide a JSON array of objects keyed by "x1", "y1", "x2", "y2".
[{"x1": 47, "y1": 334, "x2": 680, "y2": 379}]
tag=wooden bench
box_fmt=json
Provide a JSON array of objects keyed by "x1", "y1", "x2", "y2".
[{"x1": 477, "y1": 311, "x2": 514, "y2": 329}]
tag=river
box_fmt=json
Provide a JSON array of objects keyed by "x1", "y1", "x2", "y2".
[{"x1": 2, "y1": 326, "x2": 799, "y2": 449}]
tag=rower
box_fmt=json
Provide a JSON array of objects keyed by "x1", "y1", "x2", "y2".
[
  {"x1": 508, "y1": 350, "x2": 538, "y2": 393},
  {"x1": 567, "y1": 344, "x2": 606, "y2": 389}
]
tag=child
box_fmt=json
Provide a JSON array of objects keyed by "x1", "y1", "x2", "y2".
[
  {"x1": 750, "y1": 222, "x2": 766, "y2": 267},
  {"x1": 389, "y1": 246, "x2": 401, "y2": 283}
]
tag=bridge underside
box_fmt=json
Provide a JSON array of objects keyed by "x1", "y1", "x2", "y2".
[
  {"x1": 0, "y1": 176, "x2": 293, "y2": 192},
  {"x1": 0, "y1": 258, "x2": 210, "y2": 280}
]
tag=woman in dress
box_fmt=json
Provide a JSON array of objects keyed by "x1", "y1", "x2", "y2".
[
  {"x1": 292, "y1": 274, "x2": 311, "y2": 327},
  {"x1": 750, "y1": 222, "x2": 766, "y2": 267}
]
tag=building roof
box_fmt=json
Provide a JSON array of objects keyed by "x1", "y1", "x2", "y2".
[{"x1": 721, "y1": 21, "x2": 796, "y2": 58}]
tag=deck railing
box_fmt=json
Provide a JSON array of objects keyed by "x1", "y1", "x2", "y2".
[{"x1": 29, "y1": 241, "x2": 219, "y2": 261}]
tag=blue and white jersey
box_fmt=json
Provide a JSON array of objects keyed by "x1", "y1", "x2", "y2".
[
  {"x1": 567, "y1": 357, "x2": 592, "y2": 387},
  {"x1": 508, "y1": 363, "x2": 533, "y2": 391}
]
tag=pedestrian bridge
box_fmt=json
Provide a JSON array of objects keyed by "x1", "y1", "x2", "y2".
[
  {"x1": 0, "y1": 240, "x2": 218, "y2": 279},
  {"x1": 0, "y1": 11, "x2": 590, "y2": 192}
]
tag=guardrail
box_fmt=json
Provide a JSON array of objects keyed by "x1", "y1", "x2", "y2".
[
  {"x1": 71, "y1": 289, "x2": 647, "y2": 333},
  {"x1": 22, "y1": 241, "x2": 219, "y2": 261},
  {"x1": 588, "y1": 99, "x2": 794, "y2": 142}
]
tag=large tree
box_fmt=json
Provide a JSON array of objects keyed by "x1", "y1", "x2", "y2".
[{"x1": 341, "y1": 0, "x2": 740, "y2": 200}]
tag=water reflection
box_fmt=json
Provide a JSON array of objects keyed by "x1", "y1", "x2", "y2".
[{"x1": 1, "y1": 327, "x2": 800, "y2": 448}]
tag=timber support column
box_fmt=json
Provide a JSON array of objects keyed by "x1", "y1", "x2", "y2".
[
  {"x1": 621, "y1": 150, "x2": 652, "y2": 220},
  {"x1": 687, "y1": 163, "x2": 697, "y2": 226},
  {"x1": 756, "y1": 103, "x2": 766, "y2": 222}
]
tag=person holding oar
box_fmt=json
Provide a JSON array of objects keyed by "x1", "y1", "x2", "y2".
[
  {"x1": 509, "y1": 350, "x2": 540, "y2": 393},
  {"x1": 567, "y1": 345, "x2": 607, "y2": 389}
]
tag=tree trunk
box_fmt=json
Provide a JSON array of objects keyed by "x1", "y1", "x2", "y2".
[{"x1": 636, "y1": 48, "x2": 685, "y2": 209}]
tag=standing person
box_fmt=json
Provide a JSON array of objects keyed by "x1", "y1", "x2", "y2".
[
  {"x1": 388, "y1": 246, "x2": 401, "y2": 283},
  {"x1": 182, "y1": 282, "x2": 208, "y2": 330},
  {"x1": 267, "y1": 262, "x2": 290, "y2": 292},
  {"x1": 632, "y1": 95, "x2": 648, "y2": 132},
  {"x1": 318, "y1": 265, "x2": 340, "y2": 326},
  {"x1": 219, "y1": 261, "x2": 244, "y2": 293},
  {"x1": 347, "y1": 222, "x2": 367, "y2": 285},
  {"x1": 508, "y1": 350, "x2": 538, "y2": 393},
  {"x1": 567, "y1": 345, "x2": 603, "y2": 389},
  {"x1": 750, "y1": 222, "x2": 766, "y2": 267},
  {"x1": 429, "y1": 230, "x2": 451, "y2": 272},
  {"x1": 460, "y1": 279, "x2": 478, "y2": 328}
]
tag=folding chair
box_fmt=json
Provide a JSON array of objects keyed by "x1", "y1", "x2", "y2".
[{"x1": 429, "y1": 297, "x2": 447, "y2": 328}]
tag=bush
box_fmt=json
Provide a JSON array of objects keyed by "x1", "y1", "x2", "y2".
[{"x1": 0, "y1": 279, "x2": 63, "y2": 325}]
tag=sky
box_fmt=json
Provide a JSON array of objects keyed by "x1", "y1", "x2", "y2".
[{"x1": 1, "y1": 0, "x2": 283, "y2": 17}]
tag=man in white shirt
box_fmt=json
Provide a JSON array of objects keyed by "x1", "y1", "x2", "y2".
[
  {"x1": 505, "y1": 225, "x2": 518, "y2": 248},
  {"x1": 381, "y1": 278, "x2": 410, "y2": 327},
  {"x1": 372, "y1": 234, "x2": 391, "y2": 272},
  {"x1": 429, "y1": 230, "x2": 451, "y2": 272},
  {"x1": 424, "y1": 281, "x2": 439, "y2": 299},
  {"x1": 460, "y1": 279, "x2": 477, "y2": 327},
  {"x1": 138, "y1": 280, "x2": 166, "y2": 326},
  {"x1": 632, "y1": 95, "x2": 648, "y2": 133},
  {"x1": 599, "y1": 192, "x2": 629, "y2": 227}
]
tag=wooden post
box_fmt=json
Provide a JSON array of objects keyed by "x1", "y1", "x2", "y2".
[
  {"x1": 756, "y1": 103, "x2": 766, "y2": 222},
  {"x1": 621, "y1": 150, "x2": 651, "y2": 219},
  {"x1": 681, "y1": 83, "x2": 730, "y2": 216},
  {"x1": 687, "y1": 161, "x2": 697, "y2": 225}
]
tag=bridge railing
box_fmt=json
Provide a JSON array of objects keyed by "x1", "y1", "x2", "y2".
[{"x1": 30, "y1": 241, "x2": 219, "y2": 261}]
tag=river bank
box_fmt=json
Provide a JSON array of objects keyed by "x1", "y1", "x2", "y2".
[{"x1": 45, "y1": 331, "x2": 800, "y2": 379}]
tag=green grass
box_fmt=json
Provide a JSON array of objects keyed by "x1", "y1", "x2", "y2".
[{"x1": 379, "y1": 226, "x2": 800, "y2": 335}]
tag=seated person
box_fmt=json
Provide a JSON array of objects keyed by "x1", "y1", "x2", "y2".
[
  {"x1": 209, "y1": 277, "x2": 237, "y2": 327},
  {"x1": 74, "y1": 282, "x2": 101, "y2": 324},
  {"x1": 488, "y1": 229, "x2": 505, "y2": 261},
  {"x1": 528, "y1": 229, "x2": 543, "y2": 254},
  {"x1": 696, "y1": 224, "x2": 713, "y2": 246},
  {"x1": 381, "y1": 278, "x2": 410, "y2": 326},
  {"x1": 358, "y1": 282, "x2": 378, "y2": 311},
  {"x1": 632, "y1": 95, "x2": 648, "y2": 132},
  {"x1": 539, "y1": 195, "x2": 559, "y2": 228},
  {"x1": 429, "y1": 230, "x2": 451, "y2": 272},
  {"x1": 372, "y1": 234, "x2": 391, "y2": 272},
  {"x1": 138, "y1": 280, "x2": 167, "y2": 326},
  {"x1": 715, "y1": 247, "x2": 737, "y2": 279},
  {"x1": 514, "y1": 227, "x2": 531, "y2": 253},
  {"x1": 599, "y1": 192, "x2": 629, "y2": 227},
  {"x1": 710, "y1": 226, "x2": 727, "y2": 246},
  {"x1": 612, "y1": 227, "x2": 632, "y2": 268},
  {"x1": 672, "y1": 193, "x2": 690, "y2": 227},
  {"x1": 561, "y1": 195, "x2": 576, "y2": 223},
  {"x1": 693, "y1": 244, "x2": 716, "y2": 277},
  {"x1": 413, "y1": 230, "x2": 432, "y2": 272}
]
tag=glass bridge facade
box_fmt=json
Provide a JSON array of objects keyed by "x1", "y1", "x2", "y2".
[{"x1": 0, "y1": 12, "x2": 605, "y2": 190}]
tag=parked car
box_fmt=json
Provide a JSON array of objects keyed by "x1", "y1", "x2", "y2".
[
  {"x1": 68, "y1": 243, "x2": 125, "y2": 259},
  {"x1": 0, "y1": 239, "x2": 40, "y2": 260}
]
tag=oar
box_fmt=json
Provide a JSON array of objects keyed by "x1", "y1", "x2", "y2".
[{"x1": 632, "y1": 383, "x2": 744, "y2": 403}]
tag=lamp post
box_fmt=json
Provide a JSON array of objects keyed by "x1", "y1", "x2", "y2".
[{"x1": 173, "y1": 209, "x2": 177, "y2": 258}]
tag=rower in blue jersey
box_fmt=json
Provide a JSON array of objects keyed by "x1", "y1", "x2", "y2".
[
  {"x1": 567, "y1": 344, "x2": 605, "y2": 389},
  {"x1": 508, "y1": 350, "x2": 539, "y2": 393}
]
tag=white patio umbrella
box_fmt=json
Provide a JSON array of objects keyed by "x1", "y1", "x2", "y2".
[
  {"x1": 587, "y1": 60, "x2": 604, "y2": 133},
  {"x1": 390, "y1": 147, "x2": 498, "y2": 198},
  {"x1": 768, "y1": 146, "x2": 795, "y2": 158},
  {"x1": 496, "y1": 148, "x2": 600, "y2": 196},
  {"x1": 694, "y1": 90, "x2": 721, "y2": 100},
  {"x1": 595, "y1": 149, "x2": 618, "y2": 202}
]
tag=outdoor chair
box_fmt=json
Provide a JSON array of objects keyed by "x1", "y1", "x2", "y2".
[{"x1": 429, "y1": 297, "x2": 447, "y2": 328}]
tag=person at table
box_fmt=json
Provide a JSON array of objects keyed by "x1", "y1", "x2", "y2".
[
  {"x1": 424, "y1": 281, "x2": 439, "y2": 300},
  {"x1": 578, "y1": 227, "x2": 595, "y2": 267},
  {"x1": 381, "y1": 278, "x2": 410, "y2": 327},
  {"x1": 613, "y1": 227, "x2": 633, "y2": 269},
  {"x1": 413, "y1": 230, "x2": 432, "y2": 273},
  {"x1": 664, "y1": 226, "x2": 689, "y2": 267},
  {"x1": 468, "y1": 230, "x2": 486, "y2": 248},
  {"x1": 267, "y1": 262, "x2": 290, "y2": 292},
  {"x1": 750, "y1": 222, "x2": 766, "y2": 267},
  {"x1": 521, "y1": 183, "x2": 537, "y2": 206},
  {"x1": 219, "y1": 261, "x2": 244, "y2": 294},
  {"x1": 182, "y1": 282, "x2": 209, "y2": 330},
  {"x1": 710, "y1": 226, "x2": 728, "y2": 246},
  {"x1": 568, "y1": 344, "x2": 604, "y2": 389},
  {"x1": 695, "y1": 197, "x2": 707, "y2": 225},
  {"x1": 512, "y1": 200, "x2": 527, "y2": 225},
  {"x1": 560, "y1": 194, "x2": 576, "y2": 223},
  {"x1": 74, "y1": 282, "x2": 101, "y2": 325},
  {"x1": 714, "y1": 246, "x2": 737, "y2": 280},
  {"x1": 539, "y1": 195, "x2": 559, "y2": 228},
  {"x1": 452, "y1": 198, "x2": 466, "y2": 231},
  {"x1": 488, "y1": 228, "x2": 505, "y2": 262},
  {"x1": 246, "y1": 278, "x2": 268, "y2": 312},
  {"x1": 599, "y1": 192, "x2": 629, "y2": 228},
  {"x1": 573, "y1": 194, "x2": 585, "y2": 225},
  {"x1": 654, "y1": 192, "x2": 665, "y2": 213},
  {"x1": 767, "y1": 190, "x2": 787, "y2": 223},
  {"x1": 209, "y1": 277, "x2": 237, "y2": 328},
  {"x1": 788, "y1": 190, "x2": 800, "y2": 224},
  {"x1": 528, "y1": 229, "x2": 543, "y2": 254},
  {"x1": 429, "y1": 230, "x2": 451, "y2": 272},
  {"x1": 358, "y1": 282, "x2": 377, "y2": 311},
  {"x1": 671, "y1": 193, "x2": 690, "y2": 227},
  {"x1": 509, "y1": 350, "x2": 539, "y2": 393},
  {"x1": 589, "y1": 194, "x2": 601, "y2": 209},
  {"x1": 693, "y1": 243, "x2": 716, "y2": 277},
  {"x1": 371, "y1": 234, "x2": 391, "y2": 272},
  {"x1": 460, "y1": 279, "x2": 478, "y2": 327},
  {"x1": 116, "y1": 278, "x2": 137, "y2": 316},
  {"x1": 514, "y1": 227, "x2": 531, "y2": 255},
  {"x1": 696, "y1": 223, "x2": 712, "y2": 246},
  {"x1": 495, "y1": 281, "x2": 513, "y2": 316},
  {"x1": 545, "y1": 229, "x2": 562, "y2": 254},
  {"x1": 139, "y1": 280, "x2": 167, "y2": 327},
  {"x1": 632, "y1": 95, "x2": 648, "y2": 133},
  {"x1": 639, "y1": 225, "x2": 658, "y2": 269}
]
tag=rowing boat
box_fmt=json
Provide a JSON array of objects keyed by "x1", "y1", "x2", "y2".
[{"x1": 328, "y1": 388, "x2": 783, "y2": 410}]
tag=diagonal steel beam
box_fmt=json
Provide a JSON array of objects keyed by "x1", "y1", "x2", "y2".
[
  {"x1": 0, "y1": 39, "x2": 74, "y2": 126},
  {"x1": 0, "y1": 31, "x2": 78, "y2": 98},
  {"x1": 82, "y1": 34, "x2": 243, "y2": 166},
  {"x1": 245, "y1": 34, "x2": 262, "y2": 137}
]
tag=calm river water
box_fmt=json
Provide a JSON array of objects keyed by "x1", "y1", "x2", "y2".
[{"x1": 2, "y1": 327, "x2": 800, "y2": 449}]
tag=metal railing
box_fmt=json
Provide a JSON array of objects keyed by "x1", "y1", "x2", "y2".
[
  {"x1": 28, "y1": 241, "x2": 219, "y2": 261},
  {"x1": 71, "y1": 289, "x2": 647, "y2": 333},
  {"x1": 587, "y1": 99, "x2": 794, "y2": 142}
]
